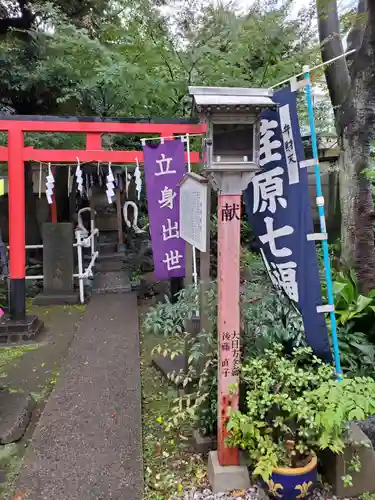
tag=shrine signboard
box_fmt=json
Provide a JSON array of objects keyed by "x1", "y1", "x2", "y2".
[{"x1": 179, "y1": 172, "x2": 209, "y2": 252}]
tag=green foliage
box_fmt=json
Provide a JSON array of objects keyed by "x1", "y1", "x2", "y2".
[
  {"x1": 333, "y1": 270, "x2": 375, "y2": 326},
  {"x1": 142, "y1": 283, "x2": 216, "y2": 337},
  {"x1": 241, "y1": 287, "x2": 305, "y2": 358},
  {"x1": 361, "y1": 493, "x2": 375, "y2": 500},
  {"x1": 226, "y1": 345, "x2": 375, "y2": 482},
  {"x1": 319, "y1": 267, "x2": 375, "y2": 378},
  {"x1": 337, "y1": 324, "x2": 375, "y2": 378},
  {"x1": 143, "y1": 280, "x2": 306, "y2": 437},
  {"x1": 1, "y1": 0, "x2": 319, "y2": 123},
  {"x1": 240, "y1": 248, "x2": 266, "y2": 280},
  {"x1": 240, "y1": 220, "x2": 253, "y2": 246}
]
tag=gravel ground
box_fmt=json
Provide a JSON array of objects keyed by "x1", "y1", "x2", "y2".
[
  {"x1": 174, "y1": 485, "x2": 267, "y2": 500},
  {"x1": 174, "y1": 484, "x2": 354, "y2": 500}
]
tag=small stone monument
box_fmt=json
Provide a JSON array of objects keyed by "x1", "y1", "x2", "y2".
[{"x1": 33, "y1": 222, "x2": 79, "y2": 305}]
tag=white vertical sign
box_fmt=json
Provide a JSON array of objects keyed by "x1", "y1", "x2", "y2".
[{"x1": 179, "y1": 172, "x2": 208, "y2": 253}]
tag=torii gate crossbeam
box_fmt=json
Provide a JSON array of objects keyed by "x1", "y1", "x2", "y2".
[{"x1": 0, "y1": 115, "x2": 205, "y2": 325}]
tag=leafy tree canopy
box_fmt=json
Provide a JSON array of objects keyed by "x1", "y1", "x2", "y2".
[{"x1": 0, "y1": 0, "x2": 319, "y2": 126}]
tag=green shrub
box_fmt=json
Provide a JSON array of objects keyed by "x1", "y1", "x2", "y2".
[{"x1": 227, "y1": 345, "x2": 375, "y2": 482}]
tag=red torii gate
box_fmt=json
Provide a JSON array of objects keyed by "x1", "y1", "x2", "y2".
[{"x1": 0, "y1": 116, "x2": 206, "y2": 327}]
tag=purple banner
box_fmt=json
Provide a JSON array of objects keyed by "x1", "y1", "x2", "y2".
[{"x1": 143, "y1": 140, "x2": 186, "y2": 280}]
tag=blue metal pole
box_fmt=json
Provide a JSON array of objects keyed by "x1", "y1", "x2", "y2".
[{"x1": 303, "y1": 65, "x2": 343, "y2": 380}]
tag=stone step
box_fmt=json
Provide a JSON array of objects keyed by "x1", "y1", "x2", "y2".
[
  {"x1": 95, "y1": 261, "x2": 125, "y2": 272},
  {"x1": 98, "y1": 242, "x2": 118, "y2": 254},
  {"x1": 92, "y1": 271, "x2": 131, "y2": 294},
  {"x1": 84, "y1": 252, "x2": 124, "y2": 263}
]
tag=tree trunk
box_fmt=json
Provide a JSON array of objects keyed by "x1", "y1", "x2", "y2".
[
  {"x1": 338, "y1": 134, "x2": 375, "y2": 294},
  {"x1": 317, "y1": 0, "x2": 375, "y2": 292},
  {"x1": 340, "y1": 2, "x2": 375, "y2": 292},
  {"x1": 317, "y1": 0, "x2": 351, "y2": 134}
]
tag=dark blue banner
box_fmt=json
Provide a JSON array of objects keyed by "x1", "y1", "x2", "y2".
[{"x1": 244, "y1": 87, "x2": 331, "y2": 361}]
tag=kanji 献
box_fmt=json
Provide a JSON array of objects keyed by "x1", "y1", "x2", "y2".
[{"x1": 221, "y1": 202, "x2": 240, "y2": 222}]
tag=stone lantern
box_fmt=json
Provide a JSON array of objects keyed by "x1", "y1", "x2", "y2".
[
  {"x1": 189, "y1": 86, "x2": 275, "y2": 188},
  {"x1": 189, "y1": 85, "x2": 276, "y2": 493}
]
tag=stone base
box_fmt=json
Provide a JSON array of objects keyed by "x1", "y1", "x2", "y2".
[
  {"x1": 33, "y1": 291, "x2": 79, "y2": 306},
  {"x1": 193, "y1": 429, "x2": 217, "y2": 454},
  {"x1": 0, "y1": 315, "x2": 43, "y2": 344},
  {"x1": 208, "y1": 450, "x2": 251, "y2": 494},
  {"x1": 0, "y1": 389, "x2": 35, "y2": 444},
  {"x1": 152, "y1": 354, "x2": 187, "y2": 386},
  {"x1": 321, "y1": 422, "x2": 375, "y2": 497}
]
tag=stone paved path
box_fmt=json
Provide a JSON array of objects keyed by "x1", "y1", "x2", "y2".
[{"x1": 14, "y1": 293, "x2": 143, "y2": 500}]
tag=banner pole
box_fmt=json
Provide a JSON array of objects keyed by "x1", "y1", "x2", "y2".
[{"x1": 303, "y1": 65, "x2": 343, "y2": 380}]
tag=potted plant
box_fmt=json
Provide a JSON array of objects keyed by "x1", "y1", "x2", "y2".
[{"x1": 226, "y1": 345, "x2": 375, "y2": 499}]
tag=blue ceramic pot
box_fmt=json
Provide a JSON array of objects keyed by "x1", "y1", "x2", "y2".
[{"x1": 263, "y1": 452, "x2": 317, "y2": 500}]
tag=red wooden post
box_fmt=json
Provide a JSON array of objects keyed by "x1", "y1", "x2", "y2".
[
  {"x1": 8, "y1": 127, "x2": 26, "y2": 320},
  {"x1": 217, "y1": 193, "x2": 241, "y2": 466},
  {"x1": 86, "y1": 133, "x2": 102, "y2": 151}
]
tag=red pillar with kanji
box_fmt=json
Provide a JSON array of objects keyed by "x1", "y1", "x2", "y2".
[{"x1": 217, "y1": 194, "x2": 241, "y2": 466}]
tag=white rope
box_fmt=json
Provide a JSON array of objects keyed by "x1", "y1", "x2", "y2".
[
  {"x1": 271, "y1": 49, "x2": 356, "y2": 89},
  {"x1": 123, "y1": 201, "x2": 145, "y2": 234}
]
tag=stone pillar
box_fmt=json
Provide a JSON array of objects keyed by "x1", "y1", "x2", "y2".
[{"x1": 33, "y1": 222, "x2": 79, "y2": 305}]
